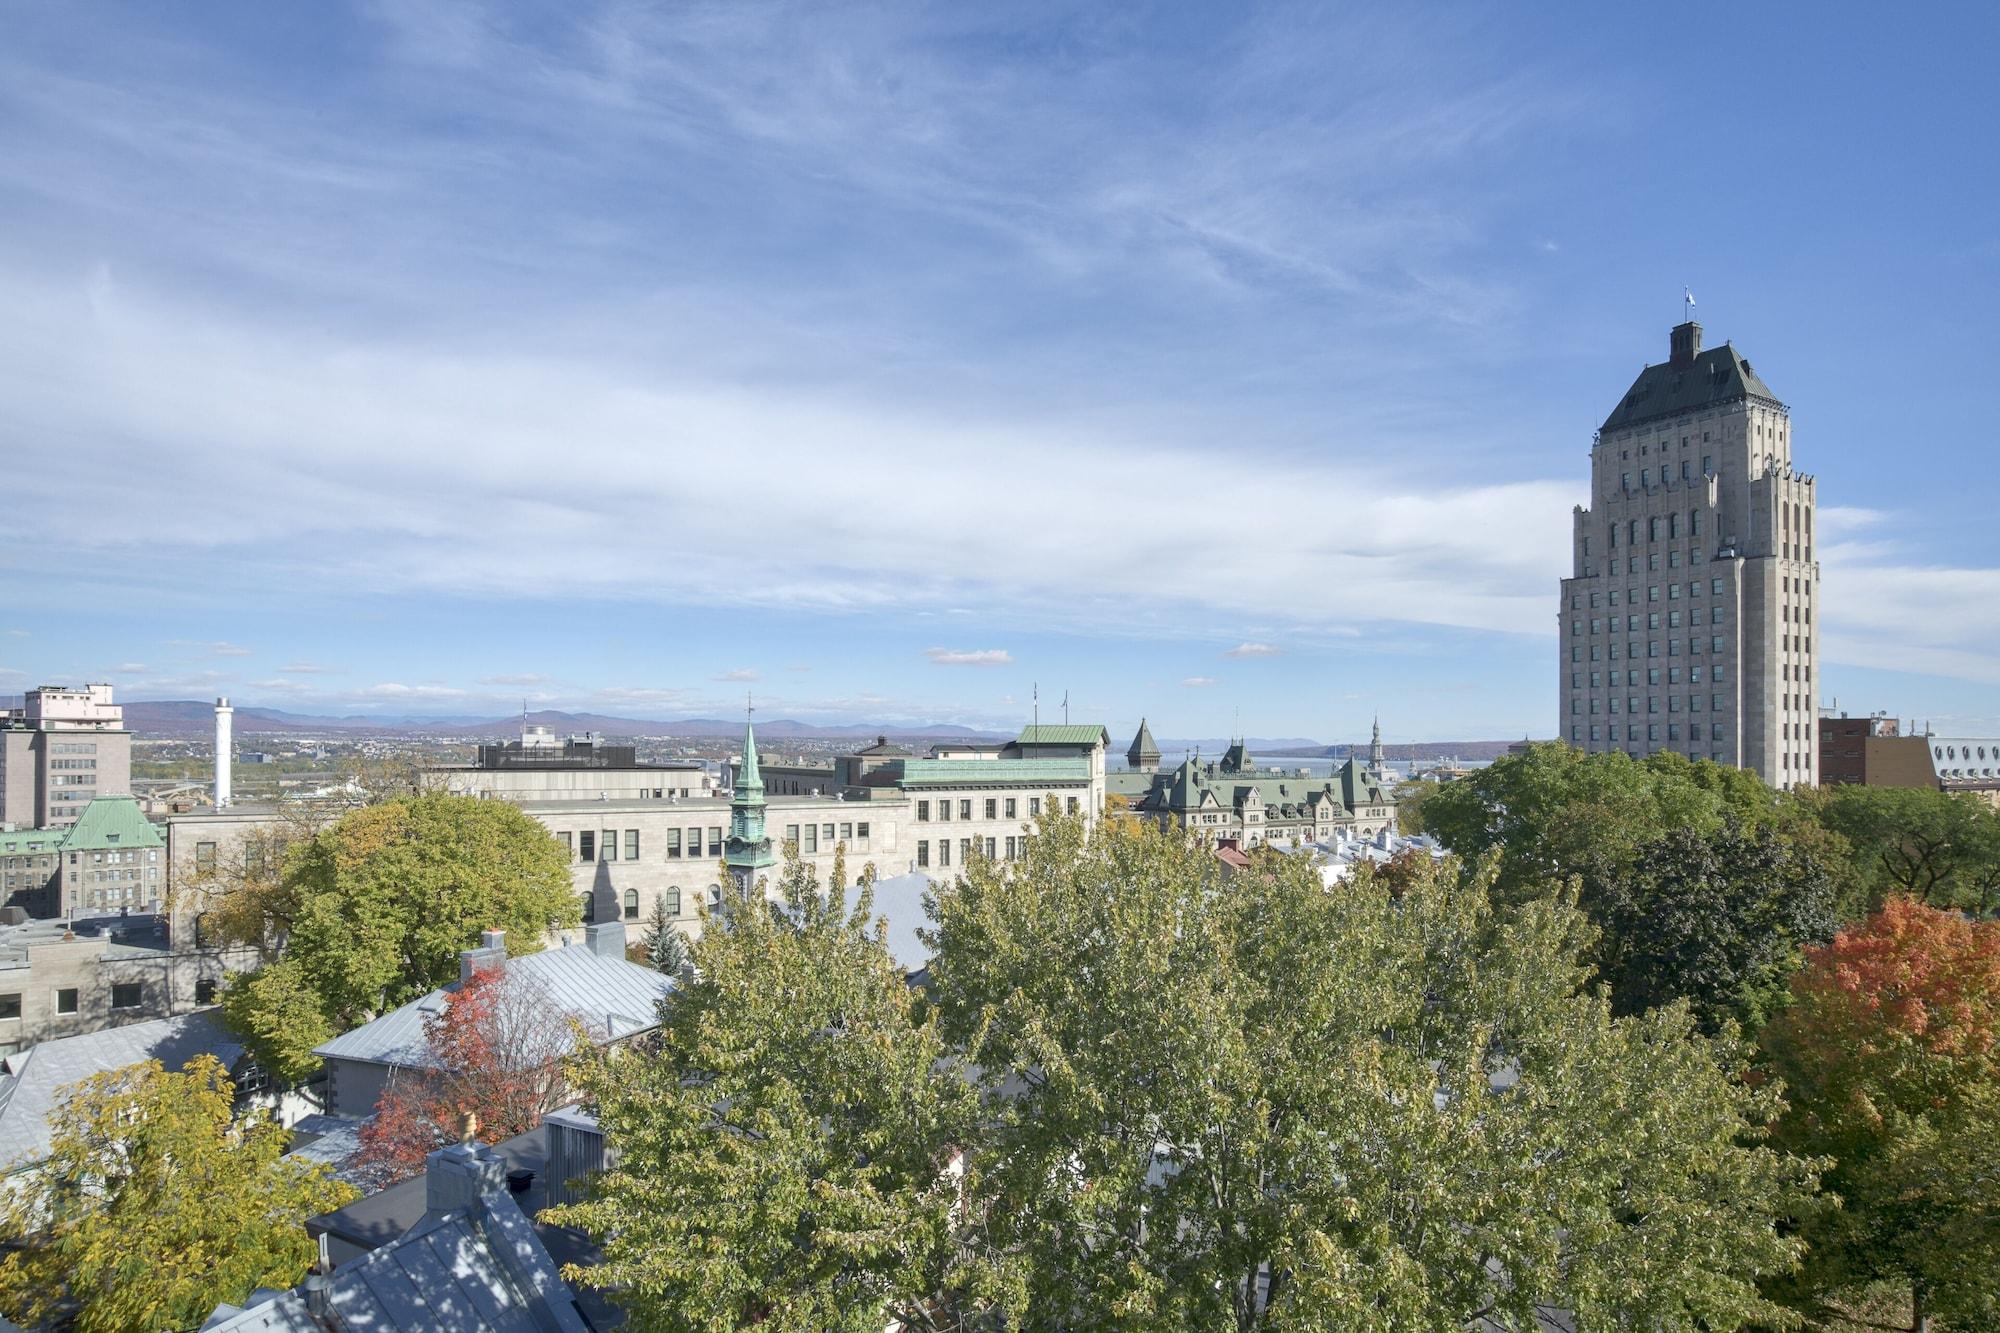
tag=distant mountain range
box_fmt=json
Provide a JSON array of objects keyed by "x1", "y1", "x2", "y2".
[{"x1": 112, "y1": 701, "x2": 1011, "y2": 743}]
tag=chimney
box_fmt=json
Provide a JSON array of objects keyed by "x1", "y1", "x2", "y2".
[
  {"x1": 213, "y1": 697, "x2": 233, "y2": 809},
  {"x1": 423, "y1": 1140, "x2": 506, "y2": 1218},
  {"x1": 585, "y1": 920, "x2": 626, "y2": 959},
  {"x1": 459, "y1": 928, "x2": 507, "y2": 982},
  {"x1": 1669, "y1": 320, "x2": 1702, "y2": 367}
]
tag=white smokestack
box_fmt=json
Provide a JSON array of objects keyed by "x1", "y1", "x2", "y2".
[{"x1": 214, "y1": 697, "x2": 234, "y2": 809}]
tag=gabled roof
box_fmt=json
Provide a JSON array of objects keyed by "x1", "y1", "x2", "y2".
[
  {"x1": 314, "y1": 944, "x2": 670, "y2": 1068},
  {"x1": 1599, "y1": 342, "x2": 1782, "y2": 433},
  {"x1": 203, "y1": 1183, "x2": 589, "y2": 1332},
  {"x1": 1014, "y1": 724, "x2": 1110, "y2": 748},
  {"x1": 0, "y1": 1012, "x2": 242, "y2": 1172},
  {"x1": 0, "y1": 798, "x2": 164, "y2": 857}
]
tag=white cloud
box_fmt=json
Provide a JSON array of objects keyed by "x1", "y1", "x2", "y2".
[
  {"x1": 714, "y1": 668, "x2": 761, "y2": 683},
  {"x1": 480, "y1": 672, "x2": 550, "y2": 686},
  {"x1": 1181, "y1": 676, "x2": 1218, "y2": 688},
  {"x1": 1223, "y1": 642, "x2": 1282, "y2": 659},
  {"x1": 109, "y1": 662, "x2": 150, "y2": 673},
  {"x1": 925, "y1": 648, "x2": 1014, "y2": 667},
  {"x1": 169, "y1": 639, "x2": 253, "y2": 658},
  {"x1": 365, "y1": 682, "x2": 468, "y2": 700},
  {"x1": 279, "y1": 661, "x2": 340, "y2": 674}
]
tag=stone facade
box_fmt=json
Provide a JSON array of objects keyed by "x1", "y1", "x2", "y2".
[
  {"x1": 0, "y1": 916, "x2": 253, "y2": 1056},
  {"x1": 1559, "y1": 321, "x2": 1819, "y2": 789},
  {"x1": 164, "y1": 725, "x2": 1111, "y2": 948},
  {"x1": 1111, "y1": 736, "x2": 1396, "y2": 848}
]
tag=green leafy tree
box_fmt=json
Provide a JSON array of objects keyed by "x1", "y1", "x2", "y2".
[
  {"x1": 0, "y1": 1055, "x2": 358, "y2": 1332},
  {"x1": 219, "y1": 792, "x2": 578, "y2": 1080},
  {"x1": 640, "y1": 895, "x2": 689, "y2": 974},
  {"x1": 1420, "y1": 743, "x2": 1780, "y2": 907},
  {"x1": 1392, "y1": 777, "x2": 1438, "y2": 835},
  {"x1": 1762, "y1": 897, "x2": 2000, "y2": 1331},
  {"x1": 218, "y1": 957, "x2": 334, "y2": 1086},
  {"x1": 1810, "y1": 784, "x2": 2000, "y2": 915},
  {"x1": 1595, "y1": 819, "x2": 1840, "y2": 1032},
  {"x1": 548, "y1": 847, "x2": 1022, "y2": 1330},
  {"x1": 928, "y1": 810, "x2": 1816, "y2": 1330}
]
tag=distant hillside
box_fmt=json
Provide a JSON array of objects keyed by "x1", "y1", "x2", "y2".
[
  {"x1": 1260, "y1": 739, "x2": 1542, "y2": 762},
  {"x1": 119, "y1": 701, "x2": 1010, "y2": 743}
]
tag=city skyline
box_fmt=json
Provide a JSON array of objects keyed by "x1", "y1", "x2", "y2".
[{"x1": 4, "y1": 4, "x2": 1999, "y2": 738}]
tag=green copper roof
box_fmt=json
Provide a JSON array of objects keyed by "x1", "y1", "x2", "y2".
[
  {"x1": 1015, "y1": 724, "x2": 1109, "y2": 747},
  {"x1": 52, "y1": 797, "x2": 163, "y2": 852},
  {"x1": 738, "y1": 718, "x2": 763, "y2": 791}
]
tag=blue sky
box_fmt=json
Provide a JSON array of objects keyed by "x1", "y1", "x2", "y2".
[{"x1": 2, "y1": 2, "x2": 1997, "y2": 743}]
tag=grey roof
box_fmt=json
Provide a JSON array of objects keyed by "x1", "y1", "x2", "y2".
[
  {"x1": 1599, "y1": 342, "x2": 1781, "y2": 433},
  {"x1": 205, "y1": 1188, "x2": 589, "y2": 1332},
  {"x1": 0, "y1": 1012, "x2": 243, "y2": 1172},
  {"x1": 864, "y1": 872, "x2": 936, "y2": 977},
  {"x1": 284, "y1": 1113, "x2": 369, "y2": 1181},
  {"x1": 1126, "y1": 718, "x2": 1161, "y2": 765},
  {"x1": 314, "y1": 943, "x2": 671, "y2": 1069}
]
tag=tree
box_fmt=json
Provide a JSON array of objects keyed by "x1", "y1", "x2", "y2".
[
  {"x1": 1761, "y1": 897, "x2": 2000, "y2": 1331},
  {"x1": 218, "y1": 792, "x2": 578, "y2": 1080},
  {"x1": 927, "y1": 810, "x2": 1816, "y2": 1330},
  {"x1": 1420, "y1": 743, "x2": 1782, "y2": 907},
  {"x1": 0, "y1": 1055, "x2": 357, "y2": 1332},
  {"x1": 547, "y1": 847, "x2": 1021, "y2": 1330},
  {"x1": 1594, "y1": 819, "x2": 1840, "y2": 1032},
  {"x1": 356, "y1": 964, "x2": 575, "y2": 1186},
  {"x1": 1392, "y1": 777, "x2": 1438, "y2": 835},
  {"x1": 218, "y1": 957, "x2": 334, "y2": 1086},
  {"x1": 641, "y1": 895, "x2": 689, "y2": 974},
  {"x1": 1810, "y1": 784, "x2": 2000, "y2": 916}
]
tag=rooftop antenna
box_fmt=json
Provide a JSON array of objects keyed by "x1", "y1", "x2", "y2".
[{"x1": 1062, "y1": 689, "x2": 1069, "y2": 726}]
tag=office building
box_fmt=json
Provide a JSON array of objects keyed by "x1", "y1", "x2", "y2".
[
  {"x1": 1559, "y1": 320, "x2": 1819, "y2": 788},
  {"x1": 1, "y1": 684, "x2": 133, "y2": 828}
]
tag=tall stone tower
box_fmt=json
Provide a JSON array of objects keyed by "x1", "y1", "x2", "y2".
[
  {"x1": 1559, "y1": 319, "x2": 1819, "y2": 789},
  {"x1": 1369, "y1": 716, "x2": 1385, "y2": 773},
  {"x1": 722, "y1": 714, "x2": 775, "y2": 892}
]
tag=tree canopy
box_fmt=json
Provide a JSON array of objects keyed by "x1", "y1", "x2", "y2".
[
  {"x1": 1808, "y1": 784, "x2": 2000, "y2": 916},
  {"x1": 1594, "y1": 819, "x2": 1840, "y2": 1032},
  {"x1": 548, "y1": 848, "x2": 1019, "y2": 1331},
  {"x1": 1762, "y1": 897, "x2": 2000, "y2": 1330},
  {"x1": 219, "y1": 792, "x2": 578, "y2": 1080},
  {"x1": 0, "y1": 1055, "x2": 358, "y2": 1332},
  {"x1": 1421, "y1": 744, "x2": 1856, "y2": 1028},
  {"x1": 926, "y1": 811, "x2": 1815, "y2": 1330}
]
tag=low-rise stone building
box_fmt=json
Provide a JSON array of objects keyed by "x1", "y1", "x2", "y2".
[{"x1": 1111, "y1": 731, "x2": 1395, "y2": 848}]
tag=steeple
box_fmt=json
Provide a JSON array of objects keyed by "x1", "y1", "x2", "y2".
[
  {"x1": 723, "y1": 707, "x2": 774, "y2": 891},
  {"x1": 1126, "y1": 717, "x2": 1161, "y2": 772},
  {"x1": 1369, "y1": 715, "x2": 1385, "y2": 772}
]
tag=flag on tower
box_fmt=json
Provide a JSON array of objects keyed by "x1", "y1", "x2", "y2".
[{"x1": 1684, "y1": 287, "x2": 1696, "y2": 307}]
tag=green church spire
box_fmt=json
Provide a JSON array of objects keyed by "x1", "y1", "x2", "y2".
[{"x1": 724, "y1": 705, "x2": 774, "y2": 890}]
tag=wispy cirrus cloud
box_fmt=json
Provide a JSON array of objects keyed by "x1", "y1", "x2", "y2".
[
  {"x1": 278, "y1": 661, "x2": 340, "y2": 674},
  {"x1": 1181, "y1": 676, "x2": 1218, "y2": 688},
  {"x1": 925, "y1": 649, "x2": 1014, "y2": 667},
  {"x1": 480, "y1": 673, "x2": 551, "y2": 687},
  {"x1": 714, "y1": 668, "x2": 761, "y2": 683},
  {"x1": 1223, "y1": 642, "x2": 1282, "y2": 659}
]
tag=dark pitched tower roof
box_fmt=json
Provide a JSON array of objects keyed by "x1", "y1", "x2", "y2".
[
  {"x1": 1599, "y1": 322, "x2": 1783, "y2": 433},
  {"x1": 1127, "y1": 718, "x2": 1161, "y2": 768}
]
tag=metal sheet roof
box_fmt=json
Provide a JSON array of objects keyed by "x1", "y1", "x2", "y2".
[
  {"x1": 0, "y1": 1012, "x2": 243, "y2": 1172},
  {"x1": 1014, "y1": 724, "x2": 1110, "y2": 747},
  {"x1": 313, "y1": 942, "x2": 671, "y2": 1068}
]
